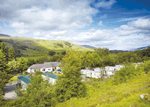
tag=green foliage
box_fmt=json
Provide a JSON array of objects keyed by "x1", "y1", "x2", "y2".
[
  {"x1": 7, "y1": 60, "x2": 20, "y2": 74},
  {"x1": 113, "y1": 63, "x2": 147, "y2": 85},
  {"x1": 0, "y1": 42, "x2": 7, "y2": 55},
  {"x1": 15, "y1": 85, "x2": 24, "y2": 97},
  {"x1": 0, "y1": 51, "x2": 7, "y2": 72},
  {"x1": 27, "y1": 58, "x2": 36, "y2": 66},
  {"x1": 55, "y1": 51, "x2": 87, "y2": 102},
  {"x1": 25, "y1": 71, "x2": 56, "y2": 107},
  {"x1": 8, "y1": 46, "x2": 16, "y2": 61},
  {"x1": 134, "y1": 47, "x2": 150, "y2": 58},
  {"x1": 0, "y1": 50, "x2": 12, "y2": 106},
  {"x1": 35, "y1": 56, "x2": 50, "y2": 63},
  {"x1": 50, "y1": 55, "x2": 63, "y2": 62},
  {"x1": 103, "y1": 54, "x2": 116, "y2": 66},
  {"x1": 6, "y1": 71, "x2": 56, "y2": 107},
  {"x1": 140, "y1": 60, "x2": 150, "y2": 74},
  {"x1": 0, "y1": 37, "x2": 94, "y2": 57},
  {"x1": 64, "y1": 42, "x2": 72, "y2": 47},
  {"x1": 3, "y1": 53, "x2": 150, "y2": 107},
  {"x1": 56, "y1": 70, "x2": 150, "y2": 107},
  {"x1": 18, "y1": 57, "x2": 28, "y2": 72},
  {"x1": 96, "y1": 47, "x2": 109, "y2": 56},
  {"x1": 55, "y1": 43, "x2": 63, "y2": 48},
  {"x1": 83, "y1": 52, "x2": 102, "y2": 68},
  {"x1": 48, "y1": 50, "x2": 56, "y2": 56}
]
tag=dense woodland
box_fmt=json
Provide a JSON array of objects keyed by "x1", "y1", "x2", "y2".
[{"x1": 0, "y1": 41, "x2": 150, "y2": 106}]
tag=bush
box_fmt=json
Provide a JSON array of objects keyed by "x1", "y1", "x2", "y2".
[
  {"x1": 15, "y1": 85, "x2": 23, "y2": 97},
  {"x1": 113, "y1": 63, "x2": 146, "y2": 85}
]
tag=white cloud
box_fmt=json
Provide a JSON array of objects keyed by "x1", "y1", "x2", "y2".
[
  {"x1": 10, "y1": 0, "x2": 97, "y2": 34},
  {"x1": 94, "y1": 0, "x2": 116, "y2": 9},
  {"x1": 64, "y1": 18, "x2": 150, "y2": 50},
  {"x1": 98, "y1": 21, "x2": 103, "y2": 25},
  {"x1": 1, "y1": 0, "x2": 150, "y2": 50},
  {"x1": 13, "y1": 18, "x2": 149, "y2": 50},
  {"x1": 117, "y1": 16, "x2": 148, "y2": 22},
  {"x1": 129, "y1": 18, "x2": 150, "y2": 29}
]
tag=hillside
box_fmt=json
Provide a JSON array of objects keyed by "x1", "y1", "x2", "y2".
[
  {"x1": 0, "y1": 33, "x2": 11, "y2": 37},
  {"x1": 56, "y1": 72, "x2": 150, "y2": 107},
  {"x1": 0, "y1": 36, "x2": 94, "y2": 57}
]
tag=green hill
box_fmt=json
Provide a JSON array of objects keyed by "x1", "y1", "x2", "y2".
[{"x1": 0, "y1": 37, "x2": 94, "y2": 57}]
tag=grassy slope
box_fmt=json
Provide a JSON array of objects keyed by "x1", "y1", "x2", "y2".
[
  {"x1": 0, "y1": 37, "x2": 94, "y2": 57},
  {"x1": 56, "y1": 73, "x2": 150, "y2": 107}
]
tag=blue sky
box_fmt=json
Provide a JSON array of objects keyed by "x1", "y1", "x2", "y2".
[{"x1": 0, "y1": 0, "x2": 150, "y2": 50}]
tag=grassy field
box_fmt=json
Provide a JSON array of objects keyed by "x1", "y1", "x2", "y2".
[
  {"x1": 0, "y1": 37, "x2": 94, "y2": 57},
  {"x1": 56, "y1": 73, "x2": 150, "y2": 107}
]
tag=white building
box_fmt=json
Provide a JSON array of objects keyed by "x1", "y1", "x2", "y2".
[
  {"x1": 92, "y1": 71, "x2": 101, "y2": 78},
  {"x1": 42, "y1": 73, "x2": 58, "y2": 85},
  {"x1": 81, "y1": 69, "x2": 104, "y2": 79},
  {"x1": 133, "y1": 62, "x2": 141, "y2": 67},
  {"x1": 17, "y1": 76, "x2": 31, "y2": 90},
  {"x1": 26, "y1": 62, "x2": 61, "y2": 73},
  {"x1": 105, "y1": 65, "x2": 125, "y2": 77}
]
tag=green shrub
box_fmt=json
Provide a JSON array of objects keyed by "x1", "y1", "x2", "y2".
[{"x1": 15, "y1": 85, "x2": 23, "y2": 97}]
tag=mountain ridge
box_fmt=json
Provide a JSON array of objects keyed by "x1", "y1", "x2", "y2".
[
  {"x1": 0, "y1": 35, "x2": 94, "y2": 57},
  {"x1": 0, "y1": 33, "x2": 11, "y2": 37},
  {"x1": 81, "y1": 45, "x2": 96, "y2": 49},
  {"x1": 130, "y1": 45, "x2": 150, "y2": 51}
]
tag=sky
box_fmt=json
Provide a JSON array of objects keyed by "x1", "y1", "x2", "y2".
[{"x1": 0, "y1": 0, "x2": 150, "y2": 50}]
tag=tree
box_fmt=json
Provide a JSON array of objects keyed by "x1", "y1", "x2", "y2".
[
  {"x1": 84, "y1": 52, "x2": 94, "y2": 69},
  {"x1": 8, "y1": 46, "x2": 16, "y2": 61},
  {"x1": 24, "y1": 71, "x2": 56, "y2": 107},
  {"x1": 36, "y1": 56, "x2": 50, "y2": 64},
  {"x1": 0, "y1": 42, "x2": 8, "y2": 62},
  {"x1": 7, "y1": 60, "x2": 20, "y2": 74},
  {"x1": 27, "y1": 58, "x2": 35, "y2": 66},
  {"x1": 18, "y1": 57, "x2": 28, "y2": 73},
  {"x1": 96, "y1": 47, "x2": 109, "y2": 56},
  {"x1": 48, "y1": 50, "x2": 56, "y2": 56},
  {"x1": 100, "y1": 67, "x2": 105, "y2": 81},
  {"x1": 92, "y1": 52, "x2": 102, "y2": 67},
  {"x1": 130, "y1": 57, "x2": 134, "y2": 63},
  {"x1": 0, "y1": 51, "x2": 12, "y2": 106},
  {"x1": 103, "y1": 54, "x2": 116, "y2": 66},
  {"x1": 50, "y1": 55, "x2": 63, "y2": 62},
  {"x1": 5, "y1": 71, "x2": 56, "y2": 107},
  {"x1": 0, "y1": 50, "x2": 8, "y2": 72},
  {"x1": 55, "y1": 51, "x2": 87, "y2": 102}
]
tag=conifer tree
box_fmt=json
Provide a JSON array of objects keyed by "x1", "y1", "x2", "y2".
[
  {"x1": 23, "y1": 71, "x2": 56, "y2": 107},
  {"x1": 0, "y1": 42, "x2": 8, "y2": 62},
  {"x1": 8, "y1": 46, "x2": 16, "y2": 61},
  {"x1": 0, "y1": 51, "x2": 12, "y2": 105},
  {"x1": 0, "y1": 50, "x2": 7, "y2": 72},
  {"x1": 7, "y1": 60, "x2": 20, "y2": 74},
  {"x1": 19, "y1": 57, "x2": 28, "y2": 72},
  {"x1": 55, "y1": 51, "x2": 87, "y2": 102}
]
